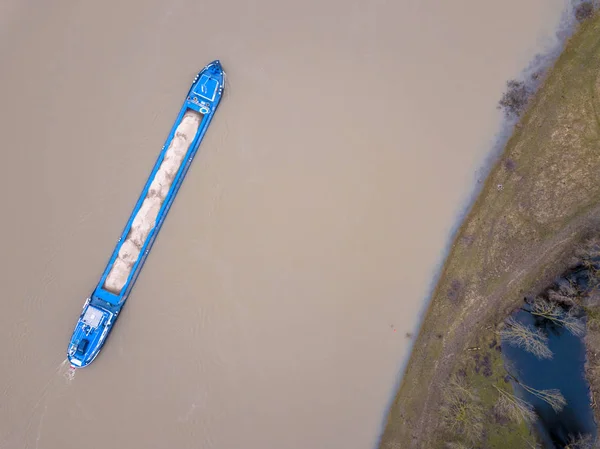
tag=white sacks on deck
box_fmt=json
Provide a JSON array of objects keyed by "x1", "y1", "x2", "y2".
[{"x1": 103, "y1": 111, "x2": 202, "y2": 294}]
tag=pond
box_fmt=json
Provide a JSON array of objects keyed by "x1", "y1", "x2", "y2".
[{"x1": 501, "y1": 265, "x2": 597, "y2": 448}]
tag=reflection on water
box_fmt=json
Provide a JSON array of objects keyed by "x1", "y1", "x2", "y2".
[{"x1": 501, "y1": 263, "x2": 597, "y2": 448}]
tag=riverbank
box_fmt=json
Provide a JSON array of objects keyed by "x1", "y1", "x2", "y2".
[{"x1": 378, "y1": 9, "x2": 600, "y2": 449}]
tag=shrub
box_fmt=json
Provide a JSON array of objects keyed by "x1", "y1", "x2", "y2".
[
  {"x1": 575, "y1": 2, "x2": 595, "y2": 22},
  {"x1": 440, "y1": 376, "x2": 484, "y2": 445},
  {"x1": 498, "y1": 80, "x2": 531, "y2": 118}
]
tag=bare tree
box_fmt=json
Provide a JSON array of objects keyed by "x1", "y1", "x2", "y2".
[
  {"x1": 500, "y1": 316, "x2": 553, "y2": 359},
  {"x1": 548, "y1": 289, "x2": 579, "y2": 307},
  {"x1": 521, "y1": 438, "x2": 542, "y2": 449},
  {"x1": 559, "y1": 279, "x2": 579, "y2": 297},
  {"x1": 518, "y1": 382, "x2": 566, "y2": 412},
  {"x1": 564, "y1": 432, "x2": 597, "y2": 449},
  {"x1": 577, "y1": 237, "x2": 600, "y2": 260},
  {"x1": 582, "y1": 262, "x2": 600, "y2": 292},
  {"x1": 496, "y1": 369, "x2": 567, "y2": 414},
  {"x1": 493, "y1": 385, "x2": 537, "y2": 424},
  {"x1": 440, "y1": 375, "x2": 484, "y2": 445},
  {"x1": 531, "y1": 297, "x2": 586, "y2": 337}
]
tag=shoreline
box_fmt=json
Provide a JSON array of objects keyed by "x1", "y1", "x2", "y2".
[
  {"x1": 377, "y1": 4, "x2": 600, "y2": 448},
  {"x1": 375, "y1": 4, "x2": 587, "y2": 436}
]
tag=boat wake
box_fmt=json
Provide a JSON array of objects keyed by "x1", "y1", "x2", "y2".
[
  {"x1": 0, "y1": 359, "x2": 75, "y2": 448},
  {"x1": 60, "y1": 358, "x2": 77, "y2": 382}
]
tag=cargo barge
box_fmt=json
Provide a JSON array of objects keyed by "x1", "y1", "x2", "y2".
[{"x1": 67, "y1": 60, "x2": 225, "y2": 368}]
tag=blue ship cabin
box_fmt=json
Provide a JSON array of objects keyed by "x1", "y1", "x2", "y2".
[{"x1": 75, "y1": 339, "x2": 89, "y2": 356}]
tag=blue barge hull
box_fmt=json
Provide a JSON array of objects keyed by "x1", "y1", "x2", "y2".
[{"x1": 67, "y1": 60, "x2": 225, "y2": 368}]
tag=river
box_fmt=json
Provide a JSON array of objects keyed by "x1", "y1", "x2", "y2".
[{"x1": 0, "y1": 1, "x2": 568, "y2": 448}]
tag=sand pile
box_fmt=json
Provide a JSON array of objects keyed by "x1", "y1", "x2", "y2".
[{"x1": 103, "y1": 110, "x2": 202, "y2": 294}]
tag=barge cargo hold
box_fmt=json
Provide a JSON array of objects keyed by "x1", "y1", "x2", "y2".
[{"x1": 67, "y1": 60, "x2": 225, "y2": 368}]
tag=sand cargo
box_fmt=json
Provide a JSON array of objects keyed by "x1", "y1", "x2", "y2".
[{"x1": 67, "y1": 60, "x2": 225, "y2": 368}]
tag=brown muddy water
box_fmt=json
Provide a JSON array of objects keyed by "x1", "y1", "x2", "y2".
[{"x1": 0, "y1": 1, "x2": 568, "y2": 448}]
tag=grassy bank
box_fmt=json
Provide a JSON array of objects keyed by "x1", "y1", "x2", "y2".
[{"x1": 378, "y1": 11, "x2": 600, "y2": 449}]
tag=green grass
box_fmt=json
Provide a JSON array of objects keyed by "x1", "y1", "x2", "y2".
[{"x1": 434, "y1": 328, "x2": 537, "y2": 448}]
